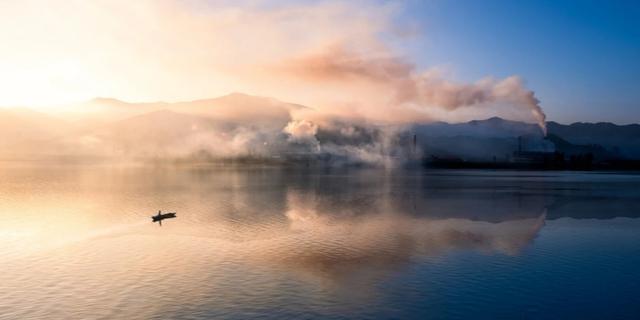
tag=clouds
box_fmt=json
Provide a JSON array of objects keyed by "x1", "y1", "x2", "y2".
[
  {"x1": 0, "y1": 0, "x2": 392, "y2": 106},
  {"x1": 0, "y1": 0, "x2": 545, "y2": 132}
]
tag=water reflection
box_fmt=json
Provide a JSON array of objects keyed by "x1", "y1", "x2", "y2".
[
  {"x1": 278, "y1": 187, "x2": 545, "y2": 279},
  {"x1": 1, "y1": 164, "x2": 639, "y2": 319},
  {"x1": 0, "y1": 165, "x2": 550, "y2": 260}
]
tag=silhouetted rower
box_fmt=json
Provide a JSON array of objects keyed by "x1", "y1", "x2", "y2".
[{"x1": 152, "y1": 210, "x2": 177, "y2": 226}]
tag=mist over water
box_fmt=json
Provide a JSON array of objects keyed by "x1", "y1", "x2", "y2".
[{"x1": 1, "y1": 163, "x2": 639, "y2": 319}]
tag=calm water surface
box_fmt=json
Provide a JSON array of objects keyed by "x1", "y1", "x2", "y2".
[{"x1": 1, "y1": 164, "x2": 639, "y2": 319}]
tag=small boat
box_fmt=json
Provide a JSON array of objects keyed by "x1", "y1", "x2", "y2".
[{"x1": 152, "y1": 210, "x2": 177, "y2": 226}]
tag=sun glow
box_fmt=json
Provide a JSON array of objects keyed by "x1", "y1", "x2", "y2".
[
  {"x1": 0, "y1": 0, "x2": 545, "y2": 127},
  {"x1": 0, "y1": 59, "x2": 95, "y2": 108}
]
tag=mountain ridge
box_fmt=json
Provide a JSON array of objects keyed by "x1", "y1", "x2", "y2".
[
  {"x1": 1, "y1": 93, "x2": 640, "y2": 162},
  {"x1": 2, "y1": 93, "x2": 638, "y2": 127}
]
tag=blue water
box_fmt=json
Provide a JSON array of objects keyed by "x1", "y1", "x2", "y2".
[{"x1": 0, "y1": 165, "x2": 639, "y2": 319}]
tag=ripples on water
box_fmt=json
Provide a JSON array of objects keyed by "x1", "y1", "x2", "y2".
[{"x1": 1, "y1": 164, "x2": 639, "y2": 319}]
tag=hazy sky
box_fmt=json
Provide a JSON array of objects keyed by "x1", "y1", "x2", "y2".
[{"x1": 0, "y1": 0, "x2": 637, "y2": 124}]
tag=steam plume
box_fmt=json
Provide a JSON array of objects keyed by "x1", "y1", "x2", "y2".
[{"x1": 279, "y1": 45, "x2": 547, "y2": 133}]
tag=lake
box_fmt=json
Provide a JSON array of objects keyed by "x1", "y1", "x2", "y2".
[{"x1": 1, "y1": 164, "x2": 639, "y2": 319}]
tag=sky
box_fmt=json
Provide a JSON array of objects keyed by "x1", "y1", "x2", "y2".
[
  {"x1": 0, "y1": 0, "x2": 638, "y2": 124},
  {"x1": 400, "y1": 0, "x2": 640, "y2": 124}
]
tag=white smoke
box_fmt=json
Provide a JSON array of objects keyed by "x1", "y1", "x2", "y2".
[
  {"x1": 278, "y1": 45, "x2": 547, "y2": 134},
  {"x1": 284, "y1": 120, "x2": 318, "y2": 142}
]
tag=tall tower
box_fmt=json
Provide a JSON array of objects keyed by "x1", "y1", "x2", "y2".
[
  {"x1": 518, "y1": 136, "x2": 523, "y2": 154},
  {"x1": 413, "y1": 134, "x2": 417, "y2": 154}
]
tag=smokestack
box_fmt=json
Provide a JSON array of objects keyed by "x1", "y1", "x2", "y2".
[
  {"x1": 518, "y1": 136, "x2": 522, "y2": 154},
  {"x1": 413, "y1": 134, "x2": 417, "y2": 154}
]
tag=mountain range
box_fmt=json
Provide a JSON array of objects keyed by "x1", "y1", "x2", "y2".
[{"x1": 1, "y1": 93, "x2": 639, "y2": 164}]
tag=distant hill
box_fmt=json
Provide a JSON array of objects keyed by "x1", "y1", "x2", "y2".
[
  {"x1": 409, "y1": 117, "x2": 640, "y2": 162},
  {"x1": 32, "y1": 93, "x2": 305, "y2": 159},
  {"x1": 169, "y1": 92, "x2": 304, "y2": 128},
  {"x1": 57, "y1": 92, "x2": 301, "y2": 129},
  {"x1": 73, "y1": 109, "x2": 223, "y2": 158},
  {"x1": 0, "y1": 108, "x2": 75, "y2": 157},
  {"x1": 413, "y1": 117, "x2": 543, "y2": 139},
  {"x1": 547, "y1": 121, "x2": 640, "y2": 158},
  {"x1": 411, "y1": 117, "x2": 552, "y2": 161},
  {"x1": 57, "y1": 97, "x2": 163, "y2": 124},
  {"x1": 1, "y1": 93, "x2": 639, "y2": 165}
]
